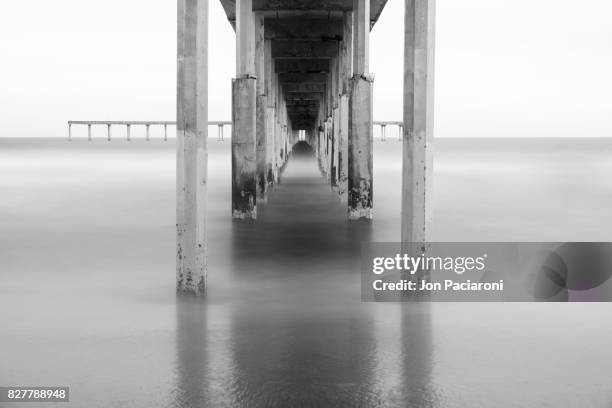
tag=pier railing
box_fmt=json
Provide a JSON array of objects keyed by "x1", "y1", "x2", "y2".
[
  {"x1": 373, "y1": 121, "x2": 403, "y2": 141},
  {"x1": 67, "y1": 121, "x2": 231, "y2": 141},
  {"x1": 67, "y1": 121, "x2": 403, "y2": 141}
]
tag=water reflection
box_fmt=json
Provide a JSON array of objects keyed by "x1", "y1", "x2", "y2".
[
  {"x1": 174, "y1": 298, "x2": 209, "y2": 408},
  {"x1": 174, "y1": 154, "x2": 439, "y2": 407},
  {"x1": 399, "y1": 304, "x2": 438, "y2": 407}
]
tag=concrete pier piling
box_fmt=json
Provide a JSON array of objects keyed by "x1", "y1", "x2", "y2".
[
  {"x1": 176, "y1": 0, "x2": 208, "y2": 295},
  {"x1": 170, "y1": 0, "x2": 434, "y2": 293},
  {"x1": 232, "y1": 77, "x2": 258, "y2": 219},
  {"x1": 348, "y1": 0, "x2": 374, "y2": 219},
  {"x1": 402, "y1": 0, "x2": 436, "y2": 243},
  {"x1": 232, "y1": 0, "x2": 258, "y2": 219},
  {"x1": 255, "y1": 13, "x2": 268, "y2": 202}
]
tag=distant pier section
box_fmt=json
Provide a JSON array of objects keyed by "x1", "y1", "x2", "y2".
[
  {"x1": 67, "y1": 120, "x2": 402, "y2": 141},
  {"x1": 67, "y1": 120, "x2": 231, "y2": 142}
]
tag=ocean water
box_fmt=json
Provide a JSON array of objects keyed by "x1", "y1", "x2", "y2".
[{"x1": 1, "y1": 137, "x2": 612, "y2": 407}]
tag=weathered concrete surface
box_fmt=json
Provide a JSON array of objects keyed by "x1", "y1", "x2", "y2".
[
  {"x1": 332, "y1": 106, "x2": 340, "y2": 187},
  {"x1": 402, "y1": 0, "x2": 435, "y2": 243},
  {"x1": 278, "y1": 73, "x2": 329, "y2": 84},
  {"x1": 352, "y1": 0, "x2": 370, "y2": 75},
  {"x1": 177, "y1": 0, "x2": 208, "y2": 295},
  {"x1": 272, "y1": 41, "x2": 339, "y2": 59},
  {"x1": 255, "y1": 13, "x2": 268, "y2": 202},
  {"x1": 348, "y1": 76, "x2": 373, "y2": 219},
  {"x1": 284, "y1": 83, "x2": 326, "y2": 93},
  {"x1": 256, "y1": 95, "x2": 268, "y2": 201},
  {"x1": 236, "y1": 0, "x2": 255, "y2": 77},
  {"x1": 337, "y1": 94, "x2": 349, "y2": 203},
  {"x1": 219, "y1": 0, "x2": 389, "y2": 26},
  {"x1": 264, "y1": 18, "x2": 343, "y2": 39},
  {"x1": 275, "y1": 58, "x2": 331, "y2": 73},
  {"x1": 232, "y1": 78, "x2": 258, "y2": 219},
  {"x1": 340, "y1": 11, "x2": 353, "y2": 94},
  {"x1": 265, "y1": 107, "x2": 276, "y2": 184}
]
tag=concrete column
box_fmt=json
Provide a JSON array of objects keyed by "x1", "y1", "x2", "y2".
[
  {"x1": 332, "y1": 106, "x2": 340, "y2": 188},
  {"x1": 402, "y1": 0, "x2": 436, "y2": 243},
  {"x1": 232, "y1": 0, "x2": 257, "y2": 219},
  {"x1": 236, "y1": 0, "x2": 255, "y2": 77},
  {"x1": 232, "y1": 78, "x2": 257, "y2": 219},
  {"x1": 341, "y1": 12, "x2": 353, "y2": 95},
  {"x1": 107, "y1": 124, "x2": 111, "y2": 141},
  {"x1": 264, "y1": 39, "x2": 276, "y2": 186},
  {"x1": 127, "y1": 124, "x2": 131, "y2": 141},
  {"x1": 348, "y1": 0, "x2": 373, "y2": 219},
  {"x1": 338, "y1": 13, "x2": 352, "y2": 202},
  {"x1": 338, "y1": 94, "x2": 349, "y2": 203},
  {"x1": 176, "y1": 0, "x2": 208, "y2": 295},
  {"x1": 88, "y1": 124, "x2": 92, "y2": 141},
  {"x1": 353, "y1": 0, "x2": 369, "y2": 75},
  {"x1": 254, "y1": 13, "x2": 268, "y2": 202}
]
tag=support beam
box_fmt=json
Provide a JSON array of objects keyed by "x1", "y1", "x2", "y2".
[
  {"x1": 275, "y1": 58, "x2": 331, "y2": 73},
  {"x1": 232, "y1": 0, "x2": 258, "y2": 219},
  {"x1": 219, "y1": 0, "x2": 389, "y2": 26},
  {"x1": 337, "y1": 12, "x2": 352, "y2": 202},
  {"x1": 352, "y1": 0, "x2": 369, "y2": 75},
  {"x1": 402, "y1": 0, "x2": 436, "y2": 243},
  {"x1": 278, "y1": 73, "x2": 328, "y2": 84},
  {"x1": 340, "y1": 11, "x2": 353, "y2": 94},
  {"x1": 285, "y1": 92, "x2": 323, "y2": 101},
  {"x1": 348, "y1": 0, "x2": 373, "y2": 219},
  {"x1": 272, "y1": 40, "x2": 339, "y2": 59},
  {"x1": 177, "y1": 0, "x2": 208, "y2": 295},
  {"x1": 265, "y1": 18, "x2": 343, "y2": 40},
  {"x1": 237, "y1": 0, "x2": 255, "y2": 77},
  {"x1": 232, "y1": 78, "x2": 258, "y2": 219},
  {"x1": 255, "y1": 13, "x2": 268, "y2": 201},
  {"x1": 284, "y1": 83, "x2": 326, "y2": 93}
]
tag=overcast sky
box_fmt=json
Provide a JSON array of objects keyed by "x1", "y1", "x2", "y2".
[{"x1": 0, "y1": 0, "x2": 611, "y2": 138}]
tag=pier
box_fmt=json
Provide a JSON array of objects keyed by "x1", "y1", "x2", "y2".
[{"x1": 174, "y1": 0, "x2": 435, "y2": 294}]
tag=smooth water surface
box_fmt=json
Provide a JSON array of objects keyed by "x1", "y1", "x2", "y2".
[{"x1": 1, "y1": 138, "x2": 612, "y2": 407}]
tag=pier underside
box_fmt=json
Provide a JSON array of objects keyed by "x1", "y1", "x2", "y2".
[{"x1": 177, "y1": 0, "x2": 435, "y2": 293}]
